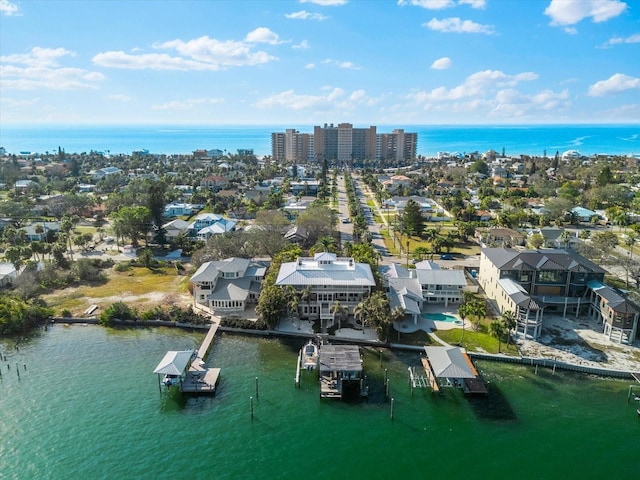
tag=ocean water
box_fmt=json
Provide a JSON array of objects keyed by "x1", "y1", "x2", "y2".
[
  {"x1": 1, "y1": 124, "x2": 638, "y2": 158},
  {"x1": 0, "y1": 325, "x2": 638, "y2": 479}
]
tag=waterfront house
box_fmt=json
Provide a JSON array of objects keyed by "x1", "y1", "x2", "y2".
[
  {"x1": 190, "y1": 257, "x2": 267, "y2": 316},
  {"x1": 478, "y1": 248, "x2": 639, "y2": 343},
  {"x1": 274, "y1": 252, "x2": 376, "y2": 327},
  {"x1": 381, "y1": 262, "x2": 467, "y2": 323}
]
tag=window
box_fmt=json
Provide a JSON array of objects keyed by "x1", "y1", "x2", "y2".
[{"x1": 537, "y1": 270, "x2": 564, "y2": 283}]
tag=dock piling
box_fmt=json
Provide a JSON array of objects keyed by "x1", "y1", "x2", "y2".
[
  {"x1": 390, "y1": 398, "x2": 395, "y2": 420},
  {"x1": 255, "y1": 377, "x2": 259, "y2": 400},
  {"x1": 250, "y1": 396, "x2": 254, "y2": 419}
]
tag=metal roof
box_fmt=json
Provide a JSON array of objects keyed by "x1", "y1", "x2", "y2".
[
  {"x1": 153, "y1": 350, "x2": 195, "y2": 376},
  {"x1": 275, "y1": 259, "x2": 375, "y2": 287},
  {"x1": 424, "y1": 347, "x2": 476, "y2": 379}
]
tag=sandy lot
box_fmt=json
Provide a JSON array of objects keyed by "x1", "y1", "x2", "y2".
[{"x1": 517, "y1": 313, "x2": 640, "y2": 372}]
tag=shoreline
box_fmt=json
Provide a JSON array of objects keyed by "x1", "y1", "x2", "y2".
[{"x1": 47, "y1": 317, "x2": 638, "y2": 379}]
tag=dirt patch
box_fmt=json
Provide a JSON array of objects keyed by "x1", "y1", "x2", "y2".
[
  {"x1": 517, "y1": 314, "x2": 640, "y2": 371},
  {"x1": 42, "y1": 267, "x2": 193, "y2": 316}
]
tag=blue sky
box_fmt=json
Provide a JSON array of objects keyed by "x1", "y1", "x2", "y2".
[{"x1": 1, "y1": 0, "x2": 639, "y2": 125}]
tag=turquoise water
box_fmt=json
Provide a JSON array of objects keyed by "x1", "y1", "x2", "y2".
[
  {"x1": 1, "y1": 124, "x2": 638, "y2": 157},
  {"x1": 422, "y1": 312, "x2": 458, "y2": 323},
  {"x1": 1, "y1": 325, "x2": 639, "y2": 479}
]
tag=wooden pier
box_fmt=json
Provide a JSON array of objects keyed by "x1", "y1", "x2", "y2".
[
  {"x1": 461, "y1": 352, "x2": 488, "y2": 395},
  {"x1": 420, "y1": 357, "x2": 440, "y2": 393},
  {"x1": 181, "y1": 321, "x2": 221, "y2": 394}
]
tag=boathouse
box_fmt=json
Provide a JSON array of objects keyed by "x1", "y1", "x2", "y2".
[
  {"x1": 153, "y1": 349, "x2": 196, "y2": 389},
  {"x1": 423, "y1": 346, "x2": 487, "y2": 395},
  {"x1": 318, "y1": 345, "x2": 362, "y2": 399}
]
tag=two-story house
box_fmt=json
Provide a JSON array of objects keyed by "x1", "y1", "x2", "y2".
[
  {"x1": 275, "y1": 252, "x2": 376, "y2": 328},
  {"x1": 381, "y1": 262, "x2": 468, "y2": 323},
  {"x1": 190, "y1": 258, "x2": 268, "y2": 316},
  {"x1": 188, "y1": 213, "x2": 236, "y2": 240}
]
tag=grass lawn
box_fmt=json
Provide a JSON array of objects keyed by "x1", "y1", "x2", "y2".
[
  {"x1": 435, "y1": 326, "x2": 520, "y2": 355},
  {"x1": 43, "y1": 266, "x2": 191, "y2": 315}
]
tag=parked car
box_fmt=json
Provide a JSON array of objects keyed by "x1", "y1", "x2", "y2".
[
  {"x1": 439, "y1": 253, "x2": 454, "y2": 260},
  {"x1": 340, "y1": 217, "x2": 350, "y2": 224}
]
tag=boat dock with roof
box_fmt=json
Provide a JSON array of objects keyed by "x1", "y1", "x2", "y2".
[
  {"x1": 153, "y1": 321, "x2": 221, "y2": 394},
  {"x1": 421, "y1": 346, "x2": 487, "y2": 395},
  {"x1": 318, "y1": 344, "x2": 363, "y2": 399}
]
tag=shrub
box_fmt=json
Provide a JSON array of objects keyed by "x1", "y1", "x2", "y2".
[{"x1": 60, "y1": 309, "x2": 72, "y2": 318}]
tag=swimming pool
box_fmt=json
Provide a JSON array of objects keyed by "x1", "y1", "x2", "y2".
[{"x1": 422, "y1": 312, "x2": 460, "y2": 323}]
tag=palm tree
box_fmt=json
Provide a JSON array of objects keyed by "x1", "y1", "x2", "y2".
[
  {"x1": 300, "y1": 285, "x2": 312, "y2": 321},
  {"x1": 501, "y1": 310, "x2": 517, "y2": 348},
  {"x1": 457, "y1": 303, "x2": 470, "y2": 345},
  {"x1": 330, "y1": 300, "x2": 348, "y2": 329},
  {"x1": 354, "y1": 300, "x2": 368, "y2": 334},
  {"x1": 489, "y1": 320, "x2": 505, "y2": 353}
]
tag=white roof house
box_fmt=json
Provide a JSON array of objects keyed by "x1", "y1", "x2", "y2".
[
  {"x1": 275, "y1": 252, "x2": 375, "y2": 288},
  {"x1": 188, "y1": 213, "x2": 236, "y2": 240},
  {"x1": 275, "y1": 252, "x2": 376, "y2": 325},
  {"x1": 381, "y1": 262, "x2": 467, "y2": 322}
]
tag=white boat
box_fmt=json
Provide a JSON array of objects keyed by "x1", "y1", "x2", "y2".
[
  {"x1": 302, "y1": 341, "x2": 319, "y2": 370},
  {"x1": 162, "y1": 374, "x2": 179, "y2": 387}
]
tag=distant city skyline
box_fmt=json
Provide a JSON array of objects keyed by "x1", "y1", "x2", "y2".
[{"x1": 1, "y1": 0, "x2": 639, "y2": 126}]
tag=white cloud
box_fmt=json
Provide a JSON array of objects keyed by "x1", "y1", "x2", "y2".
[
  {"x1": 459, "y1": 0, "x2": 486, "y2": 8},
  {"x1": 152, "y1": 98, "x2": 224, "y2": 110},
  {"x1": 286, "y1": 10, "x2": 328, "y2": 20},
  {"x1": 320, "y1": 58, "x2": 360, "y2": 69},
  {"x1": 398, "y1": 0, "x2": 455, "y2": 9},
  {"x1": 410, "y1": 69, "x2": 538, "y2": 102},
  {"x1": 293, "y1": 40, "x2": 310, "y2": 49},
  {"x1": 256, "y1": 88, "x2": 345, "y2": 110},
  {"x1": 1, "y1": 47, "x2": 104, "y2": 90},
  {"x1": 397, "y1": 0, "x2": 486, "y2": 9},
  {"x1": 304, "y1": 63, "x2": 315, "y2": 69},
  {"x1": 431, "y1": 57, "x2": 452, "y2": 69},
  {"x1": 94, "y1": 33, "x2": 279, "y2": 70},
  {"x1": 544, "y1": 0, "x2": 627, "y2": 26},
  {"x1": 93, "y1": 51, "x2": 220, "y2": 71},
  {"x1": 1, "y1": 47, "x2": 75, "y2": 67},
  {"x1": 0, "y1": 0, "x2": 19, "y2": 16},
  {"x1": 299, "y1": 0, "x2": 346, "y2": 5},
  {"x1": 108, "y1": 94, "x2": 132, "y2": 102},
  {"x1": 603, "y1": 33, "x2": 640, "y2": 47},
  {"x1": 256, "y1": 87, "x2": 381, "y2": 112},
  {"x1": 588, "y1": 73, "x2": 640, "y2": 96},
  {"x1": 244, "y1": 27, "x2": 283, "y2": 45},
  {"x1": 424, "y1": 17, "x2": 495, "y2": 34}
]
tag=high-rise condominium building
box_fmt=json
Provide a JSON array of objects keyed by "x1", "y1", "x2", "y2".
[{"x1": 271, "y1": 123, "x2": 417, "y2": 163}]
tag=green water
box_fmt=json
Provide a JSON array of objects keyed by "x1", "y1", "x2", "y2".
[{"x1": 1, "y1": 325, "x2": 638, "y2": 480}]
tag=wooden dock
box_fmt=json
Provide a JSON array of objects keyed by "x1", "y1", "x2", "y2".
[
  {"x1": 182, "y1": 321, "x2": 221, "y2": 394},
  {"x1": 461, "y1": 352, "x2": 488, "y2": 395},
  {"x1": 420, "y1": 357, "x2": 440, "y2": 393}
]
